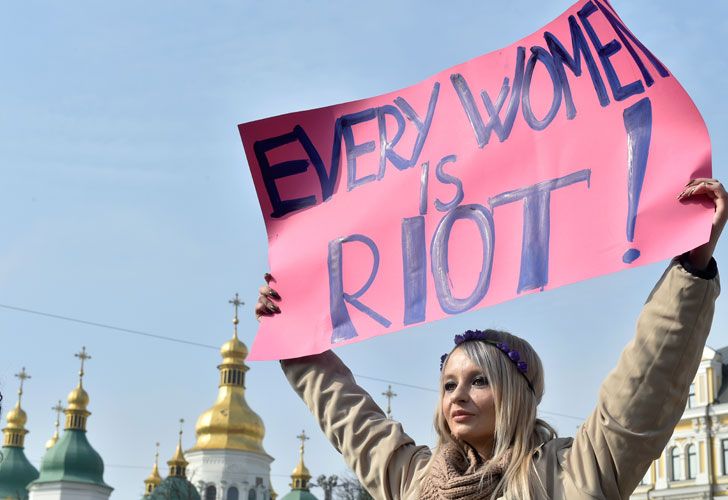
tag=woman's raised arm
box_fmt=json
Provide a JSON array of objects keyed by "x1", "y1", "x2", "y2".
[
  {"x1": 563, "y1": 179, "x2": 726, "y2": 498},
  {"x1": 255, "y1": 275, "x2": 431, "y2": 500}
]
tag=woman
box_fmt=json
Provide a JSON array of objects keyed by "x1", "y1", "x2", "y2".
[{"x1": 256, "y1": 179, "x2": 726, "y2": 499}]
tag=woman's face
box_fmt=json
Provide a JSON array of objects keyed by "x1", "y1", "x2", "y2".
[{"x1": 441, "y1": 347, "x2": 496, "y2": 456}]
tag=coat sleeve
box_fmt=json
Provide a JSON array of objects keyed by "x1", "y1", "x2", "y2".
[
  {"x1": 281, "y1": 350, "x2": 432, "y2": 499},
  {"x1": 564, "y1": 259, "x2": 720, "y2": 499}
]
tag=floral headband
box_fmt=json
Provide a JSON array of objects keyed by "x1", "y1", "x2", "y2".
[{"x1": 440, "y1": 329, "x2": 535, "y2": 393}]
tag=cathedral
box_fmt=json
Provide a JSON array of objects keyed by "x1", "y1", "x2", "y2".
[{"x1": 0, "y1": 295, "x2": 320, "y2": 499}]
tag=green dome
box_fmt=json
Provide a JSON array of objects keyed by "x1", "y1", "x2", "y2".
[
  {"x1": 0, "y1": 446, "x2": 39, "y2": 500},
  {"x1": 145, "y1": 477, "x2": 201, "y2": 500},
  {"x1": 281, "y1": 490, "x2": 319, "y2": 500},
  {"x1": 31, "y1": 429, "x2": 109, "y2": 487}
]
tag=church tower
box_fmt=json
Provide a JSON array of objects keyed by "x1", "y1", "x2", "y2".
[
  {"x1": 28, "y1": 347, "x2": 113, "y2": 500},
  {"x1": 141, "y1": 443, "x2": 163, "y2": 497},
  {"x1": 45, "y1": 401, "x2": 64, "y2": 451},
  {"x1": 186, "y1": 294, "x2": 274, "y2": 500},
  {"x1": 0, "y1": 367, "x2": 40, "y2": 500},
  {"x1": 144, "y1": 420, "x2": 200, "y2": 500},
  {"x1": 280, "y1": 431, "x2": 318, "y2": 500}
]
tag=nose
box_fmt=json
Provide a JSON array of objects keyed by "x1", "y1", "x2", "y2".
[{"x1": 450, "y1": 381, "x2": 470, "y2": 403}]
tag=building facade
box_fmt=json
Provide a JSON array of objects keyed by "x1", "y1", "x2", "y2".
[
  {"x1": 632, "y1": 346, "x2": 728, "y2": 499},
  {"x1": 185, "y1": 295, "x2": 274, "y2": 500},
  {"x1": 28, "y1": 347, "x2": 113, "y2": 500},
  {"x1": 0, "y1": 368, "x2": 39, "y2": 500}
]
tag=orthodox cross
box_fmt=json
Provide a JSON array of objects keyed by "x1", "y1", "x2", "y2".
[
  {"x1": 178, "y1": 418, "x2": 185, "y2": 439},
  {"x1": 382, "y1": 385, "x2": 397, "y2": 419},
  {"x1": 74, "y1": 346, "x2": 91, "y2": 386},
  {"x1": 51, "y1": 400, "x2": 64, "y2": 428},
  {"x1": 229, "y1": 293, "x2": 244, "y2": 335},
  {"x1": 296, "y1": 430, "x2": 309, "y2": 455},
  {"x1": 154, "y1": 441, "x2": 160, "y2": 467},
  {"x1": 15, "y1": 367, "x2": 31, "y2": 405}
]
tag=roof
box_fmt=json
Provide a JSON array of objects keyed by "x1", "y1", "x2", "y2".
[
  {"x1": 30, "y1": 429, "x2": 109, "y2": 488},
  {"x1": 144, "y1": 476, "x2": 201, "y2": 500},
  {"x1": 280, "y1": 490, "x2": 319, "y2": 500},
  {"x1": 0, "y1": 446, "x2": 39, "y2": 500}
]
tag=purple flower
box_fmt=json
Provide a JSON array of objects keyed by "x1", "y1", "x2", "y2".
[
  {"x1": 517, "y1": 361, "x2": 528, "y2": 373},
  {"x1": 508, "y1": 350, "x2": 520, "y2": 362}
]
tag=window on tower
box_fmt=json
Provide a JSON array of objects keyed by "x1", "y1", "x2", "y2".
[{"x1": 205, "y1": 485, "x2": 217, "y2": 500}]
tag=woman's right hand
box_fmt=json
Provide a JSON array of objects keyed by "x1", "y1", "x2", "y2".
[{"x1": 255, "y1": 273, "x2": 281, "y2": 321}]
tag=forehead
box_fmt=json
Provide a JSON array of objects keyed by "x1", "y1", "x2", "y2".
[{"x1": 442, "y1": 347, "x2": 482, "y2": 377}]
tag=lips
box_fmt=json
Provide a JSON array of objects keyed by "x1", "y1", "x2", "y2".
[{"x1": 451, "y1": 410, "x2": 475, "y2": 422}]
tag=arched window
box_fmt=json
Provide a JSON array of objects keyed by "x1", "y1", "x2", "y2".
[
  {"x1": 687, "y1": 444, "x2": 698, "y2": 479},
  {"x1": 205, "y1": 485, "x2": 217, "y2": 500},
  {"x1": 227, "y1": 487, "x2": 239, "y2": 500},
  {"x1": 670, "y1": 446, "x2": 683, "y2": 481},
  {"x1": 248, "y1": 488, "x2": 257, "y2": 500}
]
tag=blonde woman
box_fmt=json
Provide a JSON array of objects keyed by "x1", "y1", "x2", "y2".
[{"x1": 256, "y1": 179, "x2": 726, "y2": 499}]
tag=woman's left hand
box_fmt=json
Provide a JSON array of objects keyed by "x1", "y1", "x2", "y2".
[{"x1": 679, "y1": 178, "x2": 728, "y2": 269}]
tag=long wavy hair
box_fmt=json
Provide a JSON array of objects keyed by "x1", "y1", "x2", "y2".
[{"x1": 433, "y1": 329, "x2": 556, "y2": 500}]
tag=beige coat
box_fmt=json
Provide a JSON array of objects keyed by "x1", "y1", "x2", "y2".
[{"x1": 282, "y1": 261, "x2": 720, "y2": 499}]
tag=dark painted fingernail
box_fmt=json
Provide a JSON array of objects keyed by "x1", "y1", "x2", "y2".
[{"x1": 269, "y1": 290, "x2": 281, "y2": 299}]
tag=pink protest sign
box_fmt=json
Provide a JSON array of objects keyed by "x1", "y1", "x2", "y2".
[{"x1": 239, "y1": 0, "x2": 711, "y2": 361}]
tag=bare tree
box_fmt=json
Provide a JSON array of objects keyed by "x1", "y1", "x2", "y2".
[
  {"x1": 315, "y1": 475, "x2": 338, "y2": 500},
  {"x1": 333, "y1": 473, "x2": 372, "y2": 500}
]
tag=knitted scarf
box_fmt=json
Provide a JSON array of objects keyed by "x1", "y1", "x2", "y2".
[{"x1": 419, "y1": 442, "x2": 511, "y2": 499}]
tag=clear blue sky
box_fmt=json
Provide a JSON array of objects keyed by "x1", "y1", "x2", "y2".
[{"x1": 1, "y1": 1, "x2": 726, "y2": 498}]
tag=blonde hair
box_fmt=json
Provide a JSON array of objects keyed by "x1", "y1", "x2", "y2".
[{"x1": 433, "y1": 329, "x2": 557, "y2": 500}]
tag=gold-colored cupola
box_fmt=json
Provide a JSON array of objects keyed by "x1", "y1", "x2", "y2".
[
  {"x1": 144, "y1": 442, "x2": 163, "y2": 493},
  {"x1": 2, "y1": 367, "x2": 31, "y2": 448},
  {"x1": 168, "y1": 420, "x2": 189, "y2": 478},
  {"x1": 290, "y1": 431, "x2": 312, "y2": 491},
  {"x1": 64, "y1": 347, "x2": 92, "y2": 431},
  {"x1": 191, "y1": 294, "x2": 266, "y2": 453},
  {"x1": 46, "y1": 400, "x2": 64, "y2": 449}
]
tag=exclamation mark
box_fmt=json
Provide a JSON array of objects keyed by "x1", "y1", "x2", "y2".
[{"x1": 622, "y1": 97, "x2": 652, "y2": 264}]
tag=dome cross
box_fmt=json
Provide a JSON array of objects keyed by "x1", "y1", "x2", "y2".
[
  {"x1": 296, "y1": 430, "x2": 309, "y2": 455},
  {"x1": 74, "y1": 346, "x2": 91, "y2": 386},
  {"x1": 178, "y1": 418, "x2": 185, "y2": 441},
  {"x1": 229, "y1": 293, "x2": 244, "y2": 337},
  {"x1": 382, "y1": 384, "x2": 397, "y2": 419},
  {"x1": 14, "y1": 367, "x2": 31, "y2": 406},
  {"x1": 51, "y1": 399, "x2": 64, "y2": 429}
]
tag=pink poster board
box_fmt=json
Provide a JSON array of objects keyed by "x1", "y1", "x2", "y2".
[{"x1": 239, "y1": 0, "x2": 712, "y2": 361}]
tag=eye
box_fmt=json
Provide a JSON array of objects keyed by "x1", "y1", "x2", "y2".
[
  {"x1": 472, "y1": 375, "x2": 489, "y2": 387},
  {"x1": 444, "y1": 381, "x2": 457, "y2": 392}
]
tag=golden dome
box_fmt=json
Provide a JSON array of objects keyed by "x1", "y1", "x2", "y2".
[
  {"x1": 67, "y1": 385, "x2": 90, "y2": 411},
  {"x1": 144, "y1": 442, "x2": 163, "y2": 490},
  {"x1": 220, "y1": 334, "x2": 248, "y2": 363},
  {"x1": 168, "y1": 421, "x2": 189, "y2": 478},
  {"x1": 6, "y1": 404, "x2": 27, "y2": 429},
  {"x1": 289, "y1": 431, "x2": 312, "y2": 491},
  {"x1": 192, "y1": 386, "x2": 266, "y2": 453},
  {"x1": 64, "y1": 348, "x2": 92, "y2": 431},
  {"x1": 191, "y1": 295, "x2": 267, "y2": 454},
  {"x1": 291, "y1": 458, "x2": 311, "y2": 481},
  {"x1": 46, "y1": 400, "x2": 64, "y2": 449},
  {"x1": 2, "y1": 368, "x2": 31, "y2": 448},
  {"x1": 145, "y1": 463, "x2": 162, "y2": 486},
  {"x1": 45, "y1": 430, "x2": 59, "y2": 450}
]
